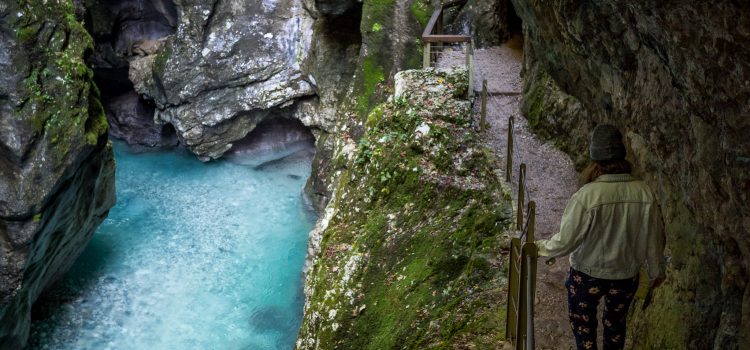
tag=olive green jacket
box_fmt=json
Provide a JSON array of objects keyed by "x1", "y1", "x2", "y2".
[{"x1": 536, "y1": 174, "x2": 666, "y2": 280}]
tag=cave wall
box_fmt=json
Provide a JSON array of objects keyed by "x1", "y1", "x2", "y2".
[
  {"x1": 0, "y1": 1, "x2": 116, "y2": 348},
  {"x1": 300, "y1": 0, "x2": 433, "y2": 211},
  {"x1": 511, "y1": 0, "x2": 750, "y2": 348},
  {"x1": 454, "y1": 0, "x2": 519, "y2": 47},
  {"x1": 85, "y1": 0, "x2": 179, "y2": 148}
]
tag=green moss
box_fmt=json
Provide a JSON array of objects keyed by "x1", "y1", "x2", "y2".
[
  {"x1": 153, "y1": 39, "x2": 173, "y2": 76},
  {"x1": 410, "y1": 0, "x2": 433, "y2": 27},
  {"x1": 366, "y1": 104, "x2": 386, "y2": 128},
  {"x1": 356, "y1": 57, "x2": 386, "y2": 116},
  {"x1": 85, "y1": 96, "x2": 109, "y2": 145},
  {"x1": 32, "y1": 213, "x2": 42, "y2": 222},
  {"x1": 353, "y1": 0, "x2": 407, "y2": 118},
  {"x1": 12, "y1": 0, "x2": 107, "y2": 166},
  {"x1": 16, "y1": 24, "x2": 40, "y2": 42},
  {"x1": 299, "y1": 68, "x2": 513, "y2": 349}
]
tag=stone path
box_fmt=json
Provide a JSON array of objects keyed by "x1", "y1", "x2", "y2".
[{"x1": 438, "y1": 36, "x2": 580, "y2": 349}]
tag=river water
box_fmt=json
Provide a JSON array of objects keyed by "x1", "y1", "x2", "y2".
[{"x1": 28, "y1": 140, "x2": 316, "y2": 350}]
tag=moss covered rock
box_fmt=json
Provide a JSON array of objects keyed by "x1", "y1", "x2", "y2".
[
  {"x1": 0, "y1": 1, "x2": 115, "y2": 348},
  {"x1": 297, "y1": 67, "x2": 513, "y2": 349}
]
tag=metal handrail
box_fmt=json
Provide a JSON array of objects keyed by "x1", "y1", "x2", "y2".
[
  {"x1": 505, "y1": 129, "x2": 538, "y2": 350},
  {"x1": 421, "y1": 5, "x2": 536, "y2": 346},
  {"x1": 506, "y1": 116, "x2": 514, "y2": 182},
  {"x1": 505, "y1": 195, "x2": 537, "y2": 350}
]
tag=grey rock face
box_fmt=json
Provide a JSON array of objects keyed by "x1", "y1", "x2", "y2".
[
  {"x1": 512, "y1": 0, "x2": 750, "y2": 347},
  {"x1": 313, "y1": 0, "x2": 359, "y2": 16},
  {"x1": 128, "y1": 0, "x2": 318, "y2": 160},
  {"x1": 224, "y1": 117, "x2": 316, "y2": 167},
  {"x1": 299, "y1": 4, "x2": 363, "y2": 211},
  {"x1": 106, "y1": 91, "x2": 178, "y2": 147},
  {"x1": 0, "y1": 1, "x2": 116, "y2": 348}
]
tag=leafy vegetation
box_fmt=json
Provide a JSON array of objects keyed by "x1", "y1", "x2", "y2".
[{"x1": 298, "y1": 68, "x2": 514, "y2": 349}]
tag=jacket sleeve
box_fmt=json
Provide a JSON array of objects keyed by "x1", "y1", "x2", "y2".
[
  {"x1": 646, "y1": 202, "x2": 666, "y2": 280},
  {"x1": 535, "y1": 196, "x2": 589, "y2": 257}
]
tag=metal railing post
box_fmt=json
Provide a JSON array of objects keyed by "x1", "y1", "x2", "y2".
[
  {"x1": 423, "y1": 42, "x2": 431, "y2": 68},
  {"x1": 480, "y1": 79, "x2": 488, "y2": 131},
  {"x1": 506, "y1": 237, "x2": 522, "y2": 344},
  {"x1": 517, "y1": 164, "x2": 526, "y2": 231},
  {"x1": 467, "y1": 39, "x2": 474, "y2": 99},
  {"x1": 525, "y1": 251, "x2": 536, "y2": 349},
  {"x1": 525, "y1": 201, "x2": 537, "y2": 349},
  {"x1": 527, "y1": 201, "x2": 535, "y2": 243},
  {"x1": 506, "y1": 117, "x2": 514, "y2": 183}
]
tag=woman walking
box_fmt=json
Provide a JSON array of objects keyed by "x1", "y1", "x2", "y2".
[{"x1": 535, "y1": 124, "x2": 666, "y2": 350}]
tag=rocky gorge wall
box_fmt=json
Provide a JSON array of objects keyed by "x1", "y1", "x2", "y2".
[
  {"x1": 296, "y1": 67, "x2": 513, "y2": 349},
  {"x1": 511, "y1": 1, "x2": 750, "y2": 348},
  {"x1": 0, "y1": 1, "x2": 115, "y2": 348},
  {"x1": 125, "y1": 0, "x2": 322, "y2": 160},
  {"x1": 299, "y1": 0, "x2": 434, "y2": 210},
  {"x1": 83, "y1": 0, "x2": 328, "y2": 158}
]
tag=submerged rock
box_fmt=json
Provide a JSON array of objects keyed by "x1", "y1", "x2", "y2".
[{"x1": 0, "y1": 1, "x2": 115, "y2": 348}]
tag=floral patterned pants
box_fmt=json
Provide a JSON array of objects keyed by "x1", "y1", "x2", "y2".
[{"x1": 565, "y1": 268, "x2": 639, "y2": 350}]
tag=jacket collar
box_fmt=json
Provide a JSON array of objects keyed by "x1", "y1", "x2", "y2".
[{"x1": 595, "y1": 174, "x2": 636, "y2": 182}]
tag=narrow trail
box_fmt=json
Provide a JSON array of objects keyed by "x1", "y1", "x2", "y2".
[{"x1": 437, "y1": 37, "x2": 579, "y2": 349}]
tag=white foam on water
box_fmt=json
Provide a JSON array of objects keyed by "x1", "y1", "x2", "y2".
[{"x1": 29, "y1": 141, "x2": 316, "y2": 350}]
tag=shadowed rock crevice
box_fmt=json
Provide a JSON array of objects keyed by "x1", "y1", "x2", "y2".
[
  {"x1": 300, "y1": 2, "x2": 363, "y2": 212},
  {"x1": 85, "y1": 0, "x2": 178, "y2": 148},
  {"x1": 224, "y1": 117, "x2": 316, "y2": 168}
]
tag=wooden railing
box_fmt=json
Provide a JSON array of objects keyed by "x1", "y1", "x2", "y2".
[
  {"x1": 421, "y1": 4, "x2": 536, "y2": 347},
  {"x1": 421, "y1": 0, "x2": 473, "y2": 97},
  {"x1": 506, "y1": 163, "x2": 538, "y2": 350},
  {"x1": 504, "y1": 118, "x2": 538, "y2": 350}
]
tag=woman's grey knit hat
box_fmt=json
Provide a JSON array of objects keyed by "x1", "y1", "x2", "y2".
[{"x1": 590, "y1": 124, "x2": 626, "y2": 161}]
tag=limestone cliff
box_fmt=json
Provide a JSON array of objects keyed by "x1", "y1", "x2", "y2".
[
  {"x1": 0, "y1": 1, "x2": 115, "y2": 348},
  {"x1": 511, "y1": 1, "x2": 750, "y2": 348},
  {"x1": 296, "y1": 67, "x2": 513, "y2": 349},
  {"x1": 301, "y1": 0, "x2": 433, "y2": 211},
  {"x1": 125, "y1": 0, "x2": 319, "y2": 160}
]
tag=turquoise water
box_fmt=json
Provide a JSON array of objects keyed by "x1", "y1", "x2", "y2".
[{"x1": 28, "y1": 141, "x2": 316, "y2": 350}]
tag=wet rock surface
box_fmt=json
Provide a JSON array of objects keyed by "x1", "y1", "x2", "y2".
[
  {"x1": 300, "y1": 0, "x2": 432, "y2": 212},
  {"x1": 127, "y1": 0, "x2": 317, "y2": 160},
  {"x1": 106, "y1": 91, "x2": 177, "y2": 147},
  {"x1": 512, "y1": 0, "x2": 750, "y2": 348},
  {"x1": 0, "y1": 1, "x2": 115, "y2": 348},
  {"x1": 84, "y1": 0, "x2": 319, "y2": 157}
]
